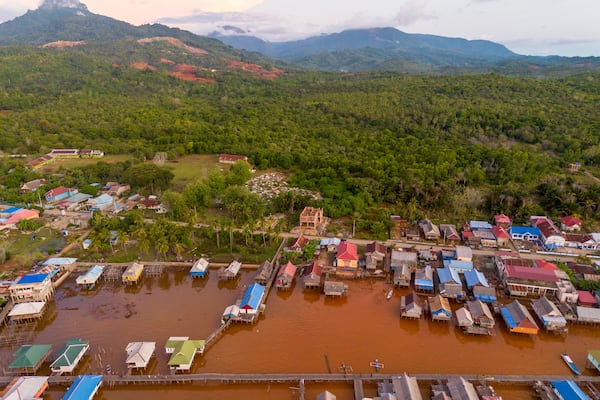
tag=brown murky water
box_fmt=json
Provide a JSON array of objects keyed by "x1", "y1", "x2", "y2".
[{"x1": 3, "y1": 268, "x2": 599, "y2": 399}]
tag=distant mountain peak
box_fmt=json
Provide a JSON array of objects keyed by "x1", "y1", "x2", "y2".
[{"x1": 39, "y1": 0, "x2": 89, "y2": 11}]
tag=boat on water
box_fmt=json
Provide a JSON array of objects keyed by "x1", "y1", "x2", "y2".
[
  {"x1": 561, "y1": 353, "x2": 581, "y2": 375},
  {"x1": 386, "y1": 289, "x2": 393, "y2": 301}
]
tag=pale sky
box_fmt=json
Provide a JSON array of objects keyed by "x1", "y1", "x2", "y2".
[{"x1": 1, "y1": 0, "x2": 599, "y2": 56}]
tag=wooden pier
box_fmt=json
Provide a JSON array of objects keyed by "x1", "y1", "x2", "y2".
[
  {"x1": 103, "y1": 266, "x2": 125, "y2": 282},
  {"x1": 2, "y1": 372, "x2": 599, "y2": 388},
  {"x1": 144, "y1": 265, "x2": 164, "y2": 278}
]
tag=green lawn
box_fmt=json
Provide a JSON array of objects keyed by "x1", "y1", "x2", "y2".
[
  {"x1": 165, "y1": 155, "x2": 225, "y2": 188},
  {"x1": 41, "y1": 154, "x2": 132, "y2": 172}
]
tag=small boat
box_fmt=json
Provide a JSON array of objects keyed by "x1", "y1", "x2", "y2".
[
  {"x1": 561, "y1": 353, "x2": 581, "y2": 375},
  {"x1": 386, "y1": 289, "x2": 393, "y2": 301}
]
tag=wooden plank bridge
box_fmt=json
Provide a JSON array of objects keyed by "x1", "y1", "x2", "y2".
[{"x1": 1, "y1": 373, "x2": 598, "y2": 388}]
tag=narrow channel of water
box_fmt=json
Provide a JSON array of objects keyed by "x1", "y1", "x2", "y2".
[{"x1": 3, "y1": 268, "x2": 599, "y2": 399}]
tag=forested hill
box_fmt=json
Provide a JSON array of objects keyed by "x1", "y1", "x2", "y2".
[{"x1": 1, "y1": 41, "x2": 600, "y2": 222}]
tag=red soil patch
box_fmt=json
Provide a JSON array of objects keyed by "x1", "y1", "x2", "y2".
[
  {"x1": 137, "y1": 37, "x2": 209, "y2": 56},
  {"x1": 41, "y1": 40, "x2": 86, "y2": 48},
  {"x1": 168, "y1": 64, "x2": 216, "y2": 83},
  {"x1": 160, "y1": 58, "x2": 176, "y2": 65},
  {"x1": 130, "y1": 62, "x2": 157, "y2": 71},
  {"x1": 225, "y1": 60, "x2": 284, "y2": 80}
]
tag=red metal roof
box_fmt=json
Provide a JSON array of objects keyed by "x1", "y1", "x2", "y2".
[
  {"x1": 505, "y1": 265, "x2": 559, "y2": 282},
  {"x1": 44, "y1": 186, "x2": 70, "y2": 197},
  {"x1": 491, "y1": 225, "x2": 509, "y2": 239},
  {"x1": 533, "y1": 259, "x2": 558, "y2": 270},
  {"x1": 278, "y1": 261, "x2": 297, "y2": 277},
  {"x1": 337, "y1": 241, "x2": 358, "y2": 261},
  {"x1": 561, "y1": 215, "x2": 582, "y2": 227},
  {"x1": 494, "y1": 214, "x2": 511, "y2": 224},
  {"x1": 577, "y1": 290, "x2": 597, "y2": 306},
  {"x1": 504, "y1": 258, "x2": 532, "y2": 268}
]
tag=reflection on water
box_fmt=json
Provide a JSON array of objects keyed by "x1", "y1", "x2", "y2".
[{"x1": 2, "y1": 267, "x2": 598, "y2": 399}]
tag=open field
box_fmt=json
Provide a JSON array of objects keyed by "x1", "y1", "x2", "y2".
[
  {"x1": 164, "y1": 154, "x2": 225, "y2": 188},
  {"x1": 38, "y1": 154, "x2": 133, "y2": 173}
]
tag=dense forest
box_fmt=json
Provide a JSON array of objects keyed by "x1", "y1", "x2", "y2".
[{"x1": 1, "y1": 44, "x2": 600, "y2": 227}]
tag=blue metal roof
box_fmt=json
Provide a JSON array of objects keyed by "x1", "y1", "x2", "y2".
[
  {"x1": 551, "y1": 380, "x2": 590, "y2": 400},
  {"x1": 465, "y1": 269, "x2": 489, "y2": 288},
  {"x1": 43, "y1": 257, "x2": 77, "y2": 266},
  {"x1": 500, "y1": 306, "x2": 517, "y2": 329},
  {"x1": 443, "y1": 259, "x2": 474, "y2": 272},
  {"x1": 437, "y1": 267, "x2": 460, "y2": 284},
  {"x1": 240, "y1": 283, "x2": 265, "y2": 310},
  {"x1": 17, "y1": 273, "x2": 49, "y2": 284},
  {"x1": 62, "y1": 375, "x2": 102, "y2": 400},
  {"x1": 3, "y1": 207, "x2": 21, "y2": 214},
  {"x1": 510, "y1": 225, "x2": 541, "y2": 236},
  {"x1": 470, "y1": 220, "x2": 492, "y2": 230},
  {"x1": 85, "y1": 266, "x2": 104, "y2": 280}
]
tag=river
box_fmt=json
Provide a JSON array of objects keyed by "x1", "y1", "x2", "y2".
[{"x1": 2, "y1": 267, "x2": 599, "y2": 399}]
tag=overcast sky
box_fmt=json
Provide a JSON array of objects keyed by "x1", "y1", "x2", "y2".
[{"x1": 1, "y1": 0, "x2": 599, "y2": 56}]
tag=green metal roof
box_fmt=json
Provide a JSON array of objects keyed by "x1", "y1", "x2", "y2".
[
  {"x1": 9, "y1": 344, "x2": 52, "y2": 368},
  {"x1": 589, "y1": 350, "x2": 600, "y2": 361},
  {"x1": 50, "y1": 338, "x2": 89, "y2": 369},
  {"x1": 167, "y1": 340, "x2": 205, "y2": 366}
]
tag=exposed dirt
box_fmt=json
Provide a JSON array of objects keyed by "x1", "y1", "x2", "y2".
[
  {"x1": 137, "y1": 37, "x2": 209, "y2": 56},
  {"x1": 225, "y1": 60, "x2": 285, "y2": 80},
  {"x1": 41, "y1": 40, "x2": 86, "y2": 48},
  {"x1": 168, "y1": 64, "x2": 216, "y2": 83},
  {"x1": 160, "y1": 58, "x2": 175, "y2": 65},
  {"x1": 130, "y1": 62, "x2": 157, "y2": 71}
]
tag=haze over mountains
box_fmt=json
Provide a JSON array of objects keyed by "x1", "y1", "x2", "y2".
[{"x1": 0, "y1": 0, "x2": 599, "y2": 75}]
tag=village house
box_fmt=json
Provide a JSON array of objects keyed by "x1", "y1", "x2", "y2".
[
  {"x1": 323, "y1": 281, "x2": 348, "y2": 297},
  {"x1": 531, "y1": 296, "x2": 567, "y2": 332},
  {"x1": 254, "y1": 260, "x2": 273, "y2": 286},
  {"x1": 122, "y1": 262, "x2": 144, "y2": 285},
  {"x1": 44, "y1": 186, "x2": 75, "y2": 203},
  {"x1": 239, "y1": 283, "x2": 266, "y2": 316},
  {"x1": 218, "y1": 260, "x2": 242, "y2": 280},
  {"x1": 400, "y1": 293, "x2": 423, "y2": 319},
  {"x1": 8, "y1": 344, "x2": 52, "y2": 374},
  {"x1": 437, "y1": 267, "x2": 465, "y2": 300},
  {"x1": 79, "y1": 149, "x2": 104, "y2": 158},
  {"x1": 0, "y1": 376, "x2": 49, "y2": 400},
  {"x1": 49, "y1": 149, "x2": 79, "y2": 158},
  {"x1": 9, "y1": 273, "x2": 55, "y2": 304},
  {"x1": 276, "y1": 261, "x2": 297, "y2": 290},
  {"x1": 218, "y1": 153, "x2": 248, "y2": 164},
  {"x1": 454, "y1": 246, "x2": 472, "y2": 262},
  {"x1": 61, "y1": 375, "x2": 102, "y2": 400},
  {"x1": 104, "y1": 182, "x2": 131, "y2": 197},
  {"x1": 561, "y1": 215, "x2": 582, "y2": 232},
  {"x1": 419, "y1": 219, "x2": 440, "y2": 241},
  {"x1": 335, "y1": 241, "x2": 359, "y2": 277},
  {"x1": 390, "y1": 250, "x2": 418, "y2": 272},
  {"x1": 531, "y1": 216, "x2": 565, "y2": 249},
  {"x1": 473, "y1": 286, "x2": 497, "y2": 303},
  {"x1": 390, "y1": 373, "x2": 423, "y2": 400},
  {"x1": 466, "y1": 299, "x2": 495, "y2": 328},
  {"x1": 165, "y1": 337, "x2": 205, "y2": 372},
  {"x1": 8, "y1": 302, "x2": 47, "y2": 322},
  {"x1": 319, "y1": 237, "x2": 341, "y2": 253},
  {"x1": 509, "y1": 225, "x2": 541, "y2": 243},
  {"x1": 456, "y1": 307, "x2": 474, "y2": 329},
  {"x1": 285, "y1": 234, "x2": 309, "y2": 254},
  {"x1": 0, "y1": 209, "x2": 40, "y2": 229},
  {"x1": 443, "y1": 259, "x2": 474, "y2": 274},
  {"x1": 20, "y1": 178, "x2": 46, "y2": 193},
  {"x1": 303, "y1": 261, "x2": 323, "y2": 290},
  {"x1": 393, "y1": 264, "x2": 412, "y2": 287},
  {"x1": 494, "y1": 214, "x2": 512, "y2": 229},
  {"x1": 299, "y1": 206, "x2": 325, "y2": 232},
  {"x1": 501, "y1": 264, "x2": 559, "y2": 298},
  {"x1": 189, "y1": 258, "x2": 209, "y2": 278},
  {"x1": 414, "y1": 265, "x2": 434, "y2": 292},
  {"x1": 439, "y1": 224, "x2": 461, "y2": 242},
  {"x1": 364, "y1": 241, "x2": 388, "y2": 271},
  {"x1": 556, "y1": 280, "x2": 579, "y2": 304},
  {"x1": 500, "y1": 300, "x2": 539, "y2": 335},
  {"x1": 429, "y1": 295, "x2": 452, "y2": 321},
  {"x1": 50, "y1": 338, "x2": 89, "y2": 374},
  {"x1": 464, "y1": 269, "x2": 489, "y2": 291},
  {"x1": 126, "y1": 342, "x2": 156, "y2": 370},
  {"x1": 492, "y1": 225, "x2": 510, "y2": 247}
]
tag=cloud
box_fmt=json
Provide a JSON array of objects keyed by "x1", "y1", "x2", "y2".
[
  {"x1": 394, "y1": 0, "x2": 436, "y2": 27},
  {"x1": 0, "y1": 0, "x2": 39, "y2": 23}
]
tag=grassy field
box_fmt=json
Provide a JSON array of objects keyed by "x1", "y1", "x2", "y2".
[
  {"x1": 39, "y1": 154, "x2": 132, "y2": 173},
  {"x1": 165, "y1": 154, "x2": 225, "y2": 188},
  {"x1": 2, "y1": 227, "x2": 66, "y2": 274}
]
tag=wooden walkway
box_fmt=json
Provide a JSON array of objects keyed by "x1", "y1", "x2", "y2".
[{"x1": 2, "y1": 373, "x2": 598, "y2": 387}]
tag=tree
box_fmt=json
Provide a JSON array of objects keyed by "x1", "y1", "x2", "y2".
[
  {"x1": 226, "y1": 161, "x2": 252, "y2": 185},
  {"x1": 121, "y1": 163, "x2": 174, "y2": 192}
]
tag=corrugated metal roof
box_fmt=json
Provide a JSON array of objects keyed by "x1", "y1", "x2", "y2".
[
  {"x1": 465, "y1": 269, "x2": 489, "y2": 288},
  {"x1": 43, "y1": 257, "x2": 77, "y2": 266},
  {"x1": 16, "y1": 273, "x2": 49, "y2": 285},
  {"x1": 2, "y1": 376, "x2": 49, "y2": 400},
  {"x1": 9, "y1": 344, "x2": 52, "y2": 368},
  {"x1": 50, "y1": 339, "x2": 89, "y2": 369},
  {"x1": 505, "y1": 265, "x2": 558, "y2": 282},
  {"x1": 437, "y1": 267, "x2": 460, "y2": 284},
  {"x1": 240, "y1": 283, "x2": 265, "y2": 310},
  {"x1": 550, "y1": 380, "x2": 590, "y2": 400},
  {"x1": 62, "y1": 375, "x2": 102, "y2": 400}
]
